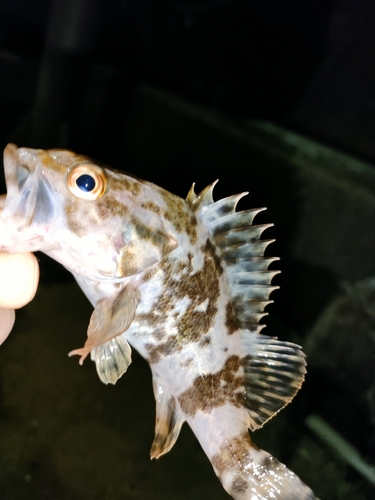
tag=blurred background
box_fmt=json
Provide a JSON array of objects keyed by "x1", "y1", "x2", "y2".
[{"x1": 0, "y1": 1, "x2": 375, "y2": 499}]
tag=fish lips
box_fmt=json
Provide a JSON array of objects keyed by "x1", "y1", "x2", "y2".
[{"x1": 1, "y1": 143, "x2": 54, "y2": 248}]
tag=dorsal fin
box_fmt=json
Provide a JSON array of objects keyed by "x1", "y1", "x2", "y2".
[
  {"x1": 242, "y1": 332, "x2": 306, "y2": 430},
  {"x1": 187, "y1": 180, "x2": 218, "y2": 211},
  {"x1": 187, "y1": 181, "x2": 279, "y2": 332},
  {"x1": 187, "y1": 183, "x2": 306, "y2": 431},
  {"x1": 186, "y1": 183, "x2": 197, "y2": 204}
]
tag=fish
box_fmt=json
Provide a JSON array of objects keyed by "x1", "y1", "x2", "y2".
[{"x1": 0, "y1": 143, "x2": 318, "y2": 500}]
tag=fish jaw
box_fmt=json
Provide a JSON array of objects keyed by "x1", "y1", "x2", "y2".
[{"x1": 0, "y1": 144, "x2": 56, "y2": 252}]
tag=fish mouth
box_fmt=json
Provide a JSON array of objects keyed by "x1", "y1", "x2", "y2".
[{"x1": 0, "y1": 143, "x2": 54, "y2": 250}]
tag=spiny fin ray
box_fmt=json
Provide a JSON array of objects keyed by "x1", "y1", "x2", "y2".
[
  {"x1": 188, "y1": 180, "x2": 218, "y2": 211},
  {"x1": 214, "y1": 224, "x2": 273, "y2": 249},
  {"x1": 150, "y1": 381, "x2": 185, "y2": 459},
  {"x1": 197, "y1": 192, "x2": 248, "y2": 223},
  {"x1": 209, "y1": 209, "x2": 267, "y2": 237},
  {"x1": 185, "y1": 183, "x2": 197, "y2": 203},
  {"x1": 189, "y1": 181, "x2": 279, "y2": 331}
]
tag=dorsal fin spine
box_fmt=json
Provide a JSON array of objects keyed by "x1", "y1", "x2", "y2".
[
  {"x1": 189, "y1": 181, "x2": 279, "y2": 332},
  {"x1": 186, "y1": 183, "x2": 197, "y2": 203},
  {"x1": 190, "y1": 180, "x2": 218, "y2": 210}
]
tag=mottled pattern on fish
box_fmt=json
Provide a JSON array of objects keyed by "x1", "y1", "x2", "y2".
[{"x1": 0, "y1": 144, "x2": 318, "y2": 499}]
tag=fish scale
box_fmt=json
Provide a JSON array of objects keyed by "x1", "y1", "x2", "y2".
[{"x1": 0, "y1": 143, "x2": 318, "y2": 499}]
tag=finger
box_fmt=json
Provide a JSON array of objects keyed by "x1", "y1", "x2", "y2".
[
  {"x1": 0, "y1": 253, "x2": 39, "y2": 308},
  {"x1": 0, "y1": 307, "x2": 15, "y2": 345}
]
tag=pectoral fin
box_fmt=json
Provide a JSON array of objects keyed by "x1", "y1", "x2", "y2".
[
  {"x1": 69, "y1": 284, "x2": 140, "y2": 383},
  {"x1": 150, "y1": 379, "x2": 185, "y2": 459}
]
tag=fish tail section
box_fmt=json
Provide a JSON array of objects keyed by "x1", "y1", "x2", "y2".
[
  {"x1": 214, "y1": 435, "x2": 317, "y2": 500},
  {"x1": 187, "y1": 409, "x2": 318, "y2": 500}
]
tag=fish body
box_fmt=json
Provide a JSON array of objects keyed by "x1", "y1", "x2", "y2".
[{"x1": 0, "y1": 144, "x2": 317, "y2": 499}]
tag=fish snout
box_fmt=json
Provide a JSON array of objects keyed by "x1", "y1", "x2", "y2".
[{"x1": 1, "y1": 144, "x2": 54, "y2": 232}]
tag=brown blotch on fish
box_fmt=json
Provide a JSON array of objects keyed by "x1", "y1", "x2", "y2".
[
  {"x1": 225, "y1": 302, "x2": 238, "y2": 335},
  {"x1": 110, "y1": 175, "x2": 142, "y2": 195},
  {"x1": 65, "y1": 201, "x2": 104, "y2": 237},
  {"x1": 199, "y1": 336, "x2": 211, "y2": 347},
  {"x1": 141, "y1": 200, "x2": 161, "y2": 215},
  {"x1": 138, "y1": 311, "x2": 159, "y2": 327},
  {"x1": 142, "y1": 266, "x2": 159, "y2": 282},
  {"x1": 231, "y1": 476, "x2": 249, "y2": 494},
  {"x1": 65, "y1": 193, "x2": 128, "y2": 237},
  {"x1": 142, "y1": 241, "x2": 221, "y2": 363},
  {"x1": 163, "y1": 191, "x2": 198, "y2": 243},
  {"x1": 180, "y1": 358, "x2": 194, "y2": 367},
  {"x1": 202, "y1": 238, "x2": 223, "y2": 275},
  {"x1": 150, "y1": 328, "x2": 166, "y2": 341},
  {"x1": 65, "y1": 202, "x2": 84, "y2": 235},
  {"x1": 260, "y1": 456, "x2": 274, "y2": 470},
  {"x1": 131, "y1": 217, "x2": 167, "y2": 249},
  {"x1": 211, "y1": 432, "x2": 254, "y2": 477},
  {"x1": 175, "y1": 252, "x2": 193, "y2": 277},
  {"x1": 178, "y1": 356, "x2": 245, "y2": 417},
  {"x1": 251, "y1": 454, "x2": 292, "y2": 486},
  {"x1": 40, "y1": 150, "x2": 72, "y2": 173},
  {"x1": 96, "y1": 195, "x2": 129, "y2": 218}
]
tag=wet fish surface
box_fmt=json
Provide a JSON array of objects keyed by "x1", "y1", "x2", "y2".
[{"x1": 0, "y1": 144, "x2": 318, "y2": 499}]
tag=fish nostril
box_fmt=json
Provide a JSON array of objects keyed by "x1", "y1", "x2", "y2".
[{"x1": 17, "y1": 165, "x2": 30, "y2": 189}]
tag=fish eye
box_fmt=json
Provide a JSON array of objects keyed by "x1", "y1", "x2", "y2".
[
  {"x1": 67, "y1": 164, "x2": 106, "y2": 200},
  {"x1": 76, "y1": 174, "x2": 96, "y2": 192}
]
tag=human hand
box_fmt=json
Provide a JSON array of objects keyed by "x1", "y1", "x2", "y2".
[
  {"x1": 0, "y1": 252, "x2": 39, "y2": 344},
  {"x1": 0, "y1": 193, "x2": 40, "y2": 344}
]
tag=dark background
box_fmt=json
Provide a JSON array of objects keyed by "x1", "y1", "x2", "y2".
[
  {"x1": 0, "y1": 1, "x2": 375, "y2": 499},
  {"x1": 1, "y1": 0, "x2": 375, "y2": 162}
]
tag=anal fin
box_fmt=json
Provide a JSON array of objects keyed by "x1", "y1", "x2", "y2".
[{"x1": 150, "y1": 380, "x2": 185, "y2": 459}]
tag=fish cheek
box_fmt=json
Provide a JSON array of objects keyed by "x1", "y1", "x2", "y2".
[
  {"x1": 64, "y1": 199, "x2": 90, "y2": 237},
  {"x1": 64, "y1": 194, "x2": 125, "y2": 238}
]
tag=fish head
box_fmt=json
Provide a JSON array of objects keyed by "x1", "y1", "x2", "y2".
[{"x1": 1, "y1": 144, "x2": 176, "y2": 281}]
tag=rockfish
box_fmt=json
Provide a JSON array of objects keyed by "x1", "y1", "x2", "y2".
[{"x1": 0, "y1": 144, "x2": 317, "y2": 499}]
